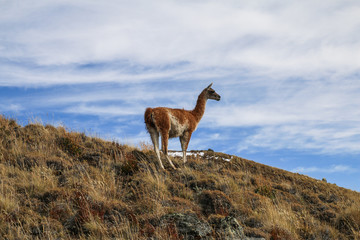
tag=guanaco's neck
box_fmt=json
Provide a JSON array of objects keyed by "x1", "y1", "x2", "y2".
[{"x1": 191, "y1": 91, "x2": 207, "y2": 122}]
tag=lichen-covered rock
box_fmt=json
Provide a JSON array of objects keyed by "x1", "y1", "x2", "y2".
[
  {"x1": 210, "y1": 216, "x2": 246, "y2": 240},
  {"x1": 160, "y1": 213, "x2": 212, "y2": 239}
]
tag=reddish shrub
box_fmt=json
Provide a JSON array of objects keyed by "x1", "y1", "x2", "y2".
[
  {"x1": 198, "y1": 190, "x2": 233, "y2": 216},
  {"x1": 270, "y1": 226, "x2": 293, "y2": 240}
]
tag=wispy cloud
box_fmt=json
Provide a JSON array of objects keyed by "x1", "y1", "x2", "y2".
[
  {"x1": 204, "y1": 75, "x2": 360, "y2": 154},
  {"x1": 292, "y1": 165, "x2": 357, "y2": 174},
  {"x1": 1, "y1": 1, "x2": 360, "y2": 86},
  {"x1": 0, "y1": 103, "x2": 23, "y2": 112},
  {"x1": 237, "y1": 124, "x2": 360, "y2": 154},
  {"x1": 64, "y1": 104, "x2": 141, "y2": 116}
]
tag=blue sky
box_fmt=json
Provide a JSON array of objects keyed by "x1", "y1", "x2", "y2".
[{"x1": 1, "y1": 0, "x2": 360, "y2": 191}]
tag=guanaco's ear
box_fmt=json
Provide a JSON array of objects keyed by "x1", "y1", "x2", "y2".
[{"x1": 206, "y1": 83, "x2": 213, "y2": 89}]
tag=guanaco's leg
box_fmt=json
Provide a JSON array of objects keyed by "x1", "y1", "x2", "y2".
[
  {"x1": 160, "y1": 132, "x2": 176, "y2": 169},
  {"x1": 148, "y1": 128, "x2": 164, "y2": 169},
  {"x1": 180, "y1": 131, "x2": 192, "y2": 164}
]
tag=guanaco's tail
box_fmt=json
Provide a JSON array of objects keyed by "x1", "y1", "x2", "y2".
[{"x1": 144, "y1": 107, "x2": 155, "y2": 129}]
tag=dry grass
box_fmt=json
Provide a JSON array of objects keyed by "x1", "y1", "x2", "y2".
[{"x1": 1, "y1": 115, "x2": 360, "y2": 239}]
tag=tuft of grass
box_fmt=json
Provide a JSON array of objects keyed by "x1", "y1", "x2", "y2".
[
  {"x1": 336, "y1": 206, "x2": 360, "y2": 237},
  {"x1": 138, "y1": 140, "x2": 153, "y2": 152},
  {"x1": 255, "y1": 185, "x2": 276, "y2": 200},
  {"x1": 58, "y1": 134, "x2": 83, "y2": 157},
  {"x1": 0, "y1": 194, "x2": 19, "y2": 215}
]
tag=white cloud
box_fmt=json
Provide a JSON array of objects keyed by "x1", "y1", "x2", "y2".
[
  {"x1": 44, "y1": 84, "x2": 193, "y2": 105},
  {"x1": 0, "y1": 61, "x2": 202, "y2": 87},
  {"x1": 292, "y1": 164, "x2": 357, "y2": 174},
  {"x1": 0, "y1": 103, "x2": 23, "y2": 112},
  {"x1": 64, "y1": 104, "x2": 141, "y2": 116},
  {"x1": 237, "y1": 124, "x2": 360, "y2": 154},
  {"x1": 1, "y1": 0, "x2": 360, "y2": 86},
  {"x1": 203, "y1": 75, "x2": 360, "y2": 154}
]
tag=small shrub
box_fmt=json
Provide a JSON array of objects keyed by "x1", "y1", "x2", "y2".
[
  {"x1": 138, "y1": 141, "x2": 153, "y2": 152},
  {"x1": 50, "y1": 202, "x2": 73, "y2": 224},
  {"x1": 301, "y1": 190, "x2": 320, "y2": 204},
  {"x1": 188, "y1": 178, "x2": 217, "y2": 192},
  {"x1": 291, "y1": 203, "x2": 302, "y2": 212},
  {"x1": 116, "y1": 153, "x2": 139, "y2": 176},
  {"x1": 140, "y1": 222, "x2": 156, "y2": 238},
  {"x1": 198, "y1": 190, "x2": 233, "y2": 216},
  {"x1": 164, "y1": 197, "x2": 200, "y2": 214},
  {"x1": 336, "y1": 208, "x2": 360, "y2": 236},
  {"x1": 79, "y1": 152, "x2": 102, "y2": 167},
  {"x1": 270, "y1": 226, "x2": 293, "y2": 240},
  {"x1": 16, "y1": 154, "x2": 40, "y2": 170},
  {"x1": 243, "y1": 191, "x2": 263, "y2": 210},
  {"x1": 255, "y1": 185, "x2": 276, "y2": 199},
  {"x1": 38, "y1": 190, "x2": 60, "y2": 204},
  {"x1": 167, "y1": 182, "x2": 193, "y2": 200},
  {"x1": 318, "y1": 193, "x2": 339, "y2": 203},
  {"x1": 58, "y1": 136, "x2": 83, "y2": 157},
  {"x1": 316, "y1": 207, "x2": 337, "y2": 223}
]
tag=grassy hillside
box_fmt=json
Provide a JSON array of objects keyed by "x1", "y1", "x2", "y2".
[{"x1": 0, "y1": 115, "x2": 360, "y2": 240}]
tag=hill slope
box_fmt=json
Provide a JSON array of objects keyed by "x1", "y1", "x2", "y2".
[{"x1": 0, "y1": 115, "x2": 359, "y2": 240}]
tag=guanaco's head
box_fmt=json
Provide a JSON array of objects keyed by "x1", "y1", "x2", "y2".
[{"x1": 204, "y1": 83, "x2": 221, "y2": 101}]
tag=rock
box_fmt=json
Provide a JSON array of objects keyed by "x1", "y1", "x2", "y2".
[
  {"x1": 160, "y1": 213, "x2": 212, "y2": 239},
  {"x1": 244, "y1": 217, "x2": 263, "y2": 228},
  {"x1": 210, "y1": 216, "x2": 246, "y2": 240}
]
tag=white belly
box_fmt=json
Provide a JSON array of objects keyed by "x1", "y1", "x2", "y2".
[{"x1": 169, "y1": 115, "x2": 188, "y2": 138}]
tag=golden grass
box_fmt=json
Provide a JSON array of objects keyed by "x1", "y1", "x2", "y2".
[{"x1": 0, "y1": 115, "x2": 360, "y2": 239}]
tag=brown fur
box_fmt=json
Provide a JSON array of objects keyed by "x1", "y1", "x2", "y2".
[{"x1": 144, "y1": 83, "x2": 220, "y2": 169}]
